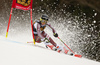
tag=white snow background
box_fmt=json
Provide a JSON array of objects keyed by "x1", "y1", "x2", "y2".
[{"x1": 0, "y1": 36, "x2": 100, "y2": 65}]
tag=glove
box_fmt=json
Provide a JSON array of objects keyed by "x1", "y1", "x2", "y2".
[
  {"x1": 53, "y1": 33, "x2": 58, "y2": 37},
  {"x1": 41, "y1": 38, "x2": 50, "y2": 43}
]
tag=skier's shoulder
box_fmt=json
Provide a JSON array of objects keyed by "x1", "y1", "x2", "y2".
[
  {"x1": 35, "y1": 19, "x2": 40, "y2": 23},
  {"x1": 33, "y1": 19, "x2": 40, "y2": 25}
]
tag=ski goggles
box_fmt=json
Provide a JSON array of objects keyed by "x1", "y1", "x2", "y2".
[
  {"x1": 40, "y1": 18, "x2": 48, "y2": 21},
  {"x1": 40, "y1": 18, "x2": 48, "y2": 23}
]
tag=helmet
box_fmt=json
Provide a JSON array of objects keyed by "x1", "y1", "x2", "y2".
[{"x1": 41, "y1": 14, "x2": 49, "y2": 21}]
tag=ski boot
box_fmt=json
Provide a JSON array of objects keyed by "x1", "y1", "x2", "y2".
[
  {"x1": 44, "y1": 42, "x2": 57, "y2": 51},
  {"x1": 46, "y1": 45, "x2": 58, "y2": 51},
  {"x1": 62, "y1": 47, "x2": 73, "y2": 56},
  {"x1": 67, "y1": 51, "x2": 74, "y2": 56},
  {"x1": 63, "y1": 47, "x2": 69, "y2": 54},
  {"x1": 56, "y1": 45, "x2": 63, "y2": 53}
]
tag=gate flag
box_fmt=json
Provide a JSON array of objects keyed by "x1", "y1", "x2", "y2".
[
  {"x1": 6, "y1": 0, "x2": 35, "y2": 44},
  {"x1": 12, "y1": 0, "x2": 33, "y2": 10}
]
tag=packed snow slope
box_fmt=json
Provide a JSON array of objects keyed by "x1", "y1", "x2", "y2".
[{"x1": 0, "y1": 37, "x2": 100, "y2": 65}]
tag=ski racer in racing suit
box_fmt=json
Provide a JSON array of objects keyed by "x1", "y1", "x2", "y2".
[{"x1": 33, "y1": 14, "x2": 71, "y2": 54}]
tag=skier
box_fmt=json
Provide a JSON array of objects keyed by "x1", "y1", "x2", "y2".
[{"x1": 33, "y1": 14, "x2": 71, "y2": 54}]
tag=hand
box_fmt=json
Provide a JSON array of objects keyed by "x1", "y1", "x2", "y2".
[{"x1": 53, "y1": 33, "x2": 58, "y2": 37}]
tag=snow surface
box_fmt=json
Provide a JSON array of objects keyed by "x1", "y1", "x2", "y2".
[{"x1": 0, "y1": 37, "x2": 100, "y2": 65}]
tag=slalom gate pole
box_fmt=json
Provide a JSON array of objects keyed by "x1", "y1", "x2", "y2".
[
  {"x1": 6, "y1": 7, "x2": 13, "y2": 38},
  {"x1": 58, "y1": 37, "x2": 82, "y2": 58},
  {"x1": 30, "y1": 9, "x2": 35, "y2": 44}
]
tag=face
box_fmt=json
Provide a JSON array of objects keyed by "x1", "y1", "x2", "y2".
[{"x1": 41, "y1": 19, "x2": 48, "y2": 25}]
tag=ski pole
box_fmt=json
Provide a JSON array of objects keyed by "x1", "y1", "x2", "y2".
[{"x1": 58, "y1": 37, "x2": 82, "y2": 58}]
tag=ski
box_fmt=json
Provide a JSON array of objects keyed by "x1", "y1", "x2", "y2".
[{"x1": 27, "y1": 41, "x2": 75, "y2": 56}]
